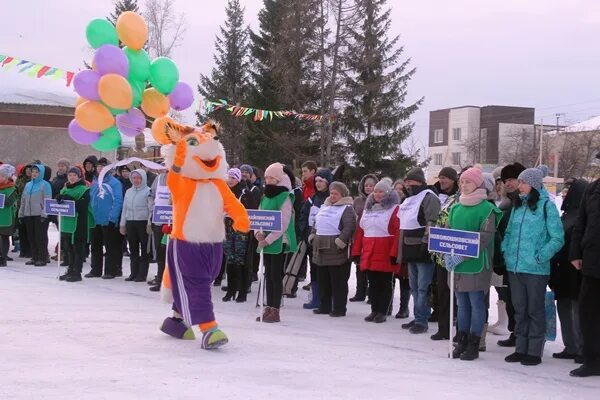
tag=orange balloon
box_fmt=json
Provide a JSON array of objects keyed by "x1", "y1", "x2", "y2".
[
  {"x1": 75, "y1": 101, "x2": 114, "y2": 132},
  {"x1": 75, "y1": 97, "x2": 87, "y2": 108},
  {"x1": 98, "y1": 73, "x2": 133, "y2": 110},
  {"x1": 141, "y1": 88, "x2": 170, "y2": 118},
  {"x1": 116, "y1": 11, "x2": 148, "y2": 51}
]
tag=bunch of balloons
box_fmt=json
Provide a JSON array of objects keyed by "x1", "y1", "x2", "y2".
[{"x1": 68, "y1": 11, "x2": 195, "y2": 152}]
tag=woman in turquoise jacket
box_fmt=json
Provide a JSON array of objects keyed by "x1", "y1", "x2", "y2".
[{"x1": 501, "y1": 167, "x2": 564, "y2": 366}]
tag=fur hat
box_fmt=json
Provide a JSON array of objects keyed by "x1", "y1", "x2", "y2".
[
  {"x1": 438, "y1": 167, "x2": 458, "y2": 182},
  {"x1": 68, "y1": 167, "x2": 82, "y2": 178},
  {"x1": 0, "y1": 164, "x2": 15, "y2": 178},
  {"x1": 374, "y1": 177, "x2": 394, "y2": 194},
  {"x1": 329, "y1": 181, "x2": 349, "y2": 197},
  {"x1": 518, "y1": 168, "x2": 544, "y2": 190},
  {"x1": 227, "y1": 168, "x2": 242, "y2": 182},
  {"x1": 264, "y1": 162, "x2": 291, "y2": 190},
  {"x1": 57, "y1": 158, "x2": 71, "y2": 168},
  {"x1": 460, "y1": 167, "x2": 484, "y2": 187},
  {"x1": 500, "y1": 162, "x2": 526, "y2": 183},
  {"x1": 405, "y1": 168, "x2": 426, "y2": 184}
]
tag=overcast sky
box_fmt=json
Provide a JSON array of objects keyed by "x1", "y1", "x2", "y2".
[{"x1": 2, "y1": 0, "x2": 600, "y2": 154}]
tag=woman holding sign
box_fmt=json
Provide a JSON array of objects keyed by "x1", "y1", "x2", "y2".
[
  {"x1": 256, "y1": 163, "x2": 297, "y2": 323},
  {"x1": 0, "y1": 165, "x2": 17, "y2": 267},
  {"x1": 445, "y1": 167, "x2": 502, "y2": 361},
  {"x1": 57, "y1": 167, "x2": 91, "y2": 282}
]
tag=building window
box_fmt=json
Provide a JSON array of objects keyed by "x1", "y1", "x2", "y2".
[
  {"x1": 452, "y1": 152, "x2": 461, "y2": 165},
  {"x1": 434, "y1": 153, "x2": 443, "y2": 166},
  {"x1": 434, "y1": 129, "x2": 443, "y2": 143},
  {"x1": 452, "y1": 127, "x2": 462, "y2": 141}
]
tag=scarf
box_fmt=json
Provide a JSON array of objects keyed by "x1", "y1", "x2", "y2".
[
  {"x1": 264, "y1": 184, "x2": 289, "y2": 199},
  {"x1": 459, "y1": 188, "x2": 488, "y2": 206},
  {"x1": 0, "y1": 180, "x2": 15, "y2": 190}
]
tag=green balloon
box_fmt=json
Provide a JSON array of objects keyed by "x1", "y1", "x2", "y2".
[
  {"x1": 149, "y1": 57, "x2": 179, "y2": 94},
  {"x1": 86, "y1": 19, "x2": 118, "y2": 49},
  {"x1": 124, "y1": 47, "x2": 151, "y2": 81},
  {"x1": 129, "y1": 79, "x2": 146, "y2": 107},
  {"x1": 92, "y1": 126, "x2": 121, "y2": 152}
]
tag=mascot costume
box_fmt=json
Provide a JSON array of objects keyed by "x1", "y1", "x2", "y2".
[{"x1": 152, "y1": 116, "x2": 250, "y2": 350}]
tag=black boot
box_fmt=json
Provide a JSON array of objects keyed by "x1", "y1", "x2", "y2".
[
  {"x1": 66, "y1": 273, "x2": 82, "y2": 282},
  {"x1": 236, "y1": 264, "x2": 248, "y2": 303},
  {"x1": 460, "y1": 333, "x2": 481, "y2": 361},
  {"x1": 452, "y1": 331, "x2": 468, "y2": 359},
  {"x1": 498, "y1": 333, "x2": 516, "y2": 347},
  {"x1": 59, "y1": 268, "x2": 73, "y2": 281},
  {"x1": 223, "y1": 264, "x2": 237, "y2": 302}
]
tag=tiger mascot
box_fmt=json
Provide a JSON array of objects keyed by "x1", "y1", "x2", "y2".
[{"x1": 151, "y1": 116, "x2": 250, "y2": 350}]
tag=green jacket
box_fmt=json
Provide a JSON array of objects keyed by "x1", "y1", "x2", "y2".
[
  {"x1": 258, "y1": 191, "x2": 297, "y2": 255},
  {"x1": 0, "y1": 186, "x2": 17, "y2": 232},
  {"x1": 59, "y1": 181, "x2": 93, "y2": 243}
]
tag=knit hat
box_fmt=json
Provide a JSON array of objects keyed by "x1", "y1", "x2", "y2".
[
  {"x1": 57, "y1": 158, "x2": 71, "y2": 168},
  {"x1": 315, "y1": 168, "x2": 333, "y2": 184},
  {"x1": 537, "y1": 164, "x2": 550, "y2": 177},
  {"x1": 264, "y1": 162, "x2": 291, "y2": 190},
  {"x1": 518, "y1": 168, "x2": 544, "y2": 190},
  {"x1": 374, "y1": 177, "x2": 394, "y2": 194},
  {"x1": 0, "y1": 164, "x2": 15, "y2": 178},
  {"x1": 500, "y1": 162, "x2": 526, "y2": 182},
  {"x1": 68, "y1": 167, "x2": 82, "y2": 178},
  {"x1": 227, "y1": 168, "x2": 242, "y2": 182},
  {"x1": 438, "y1": 166, "x2": 458, "y2": 182},
  {"x1": 97, "y1": 157, "x2": 109, "y2": 167},
  {"x1": 240, "y1": 164, "x2": 253, "y2": 175},
  {"x1": 404, "y1": 168, "x2": 426, "y2": 184},
  {"x1": 460, "y1": 167, "x2": 484, "y2": 188},
  {"x1": 329, "y1": 181, "x2": 349, "y2": 197},
  {"x1": 483, "y1": 173, "x2": 496, "y2": 199}
]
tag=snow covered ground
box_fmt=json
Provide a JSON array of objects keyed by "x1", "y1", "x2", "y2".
[{"x1": 1, "y1": 228, "x2": 599, "y2": 400}]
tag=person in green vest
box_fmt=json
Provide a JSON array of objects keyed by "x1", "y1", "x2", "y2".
[
  {"x1": 57, "y1": 167, "x2": 91, "y2": 282},
  {"x1": 444, "y1": 167, "x2": 502, "y2": 361},
  {"x1": 0, "y1": 164, "x2": 17, "y2": 267},
  {"x1": 255, "y1": 162, "x2": 297, "y2": 323}
]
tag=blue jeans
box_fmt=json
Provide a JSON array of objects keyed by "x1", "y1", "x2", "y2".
[
  {"x1": 456, "y1": 290, "x2": 487, "y2": 336},
  {"x1": 408, "y1": 262, "x2": 435, "y2": 327}
]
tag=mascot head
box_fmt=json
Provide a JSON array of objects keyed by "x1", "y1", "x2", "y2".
[{"x1": 152, "y1": 116, "x2": 228, "y2": 180}]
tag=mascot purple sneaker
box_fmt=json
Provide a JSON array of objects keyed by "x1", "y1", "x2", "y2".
[{"x1": 152, "y1": 116, "x2": 250, "y2": 350}]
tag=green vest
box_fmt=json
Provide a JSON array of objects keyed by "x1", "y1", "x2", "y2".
[
  {"x1": 257, "y1": 191, "x2": 297, "y2": 255},
  {"x1": 0, "y1": 187, "x2": 17, "y2": 228},
  {"x1": 59, "y1": 184, "x2": 90, "y2": 242},
  {"x1": 448, "y1": 201, "x2": 502, "y2": 274}
]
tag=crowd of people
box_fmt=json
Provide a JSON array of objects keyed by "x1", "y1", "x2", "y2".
[{"x1": 0, "y1": 152, "x2": 599, "y2": 378}]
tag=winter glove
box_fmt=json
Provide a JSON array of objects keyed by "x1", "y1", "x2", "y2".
[
  {"x1": 162, "y1": 225, "x2": 173, "y2": 235},
  {"x1": 334, "y1": 238, "x2": 347, "y2": 249},
  {"x1": 257, "y1": 239, "x2": 269, "y2": 250},
  {"x1": 56, "y1": 195, "x2": 64, "y2": 204},
  {"x1": 40, "y1": 217, "x2": 47, "y2": 224},
  {"x1": 146, "y1": 224, "x2": 153, "y2": 235},
  {"x1": 119, "y1": 226, "x2": 127, "y2": 236},
  {"x1": 351, "y1": 255, "x2": 361, "y2": 264},
  {"x1": 390, "y1": 256, "x2": 398, "y2": 265},
  {"x1": 443, "y1": 253, "x2": 466, "y2": 271}
]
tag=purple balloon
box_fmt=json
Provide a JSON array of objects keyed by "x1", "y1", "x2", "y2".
[
  {"x1": 116, "y1": 108, "x2": 146, "y2": 137},
  {"x1": 73, "y1": 70, "x2": 101, "y2": 101},
  {"x1": 168, "y1": 82, "x2": 194, "y2": 111},
  {"x1": 68, "y1": 119, "x2": 101, "y2": 145},
  {"x1": 94, "y1": 44, "x2": 129, "y2": 77}
]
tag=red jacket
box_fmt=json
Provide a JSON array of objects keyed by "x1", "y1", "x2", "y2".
[
  {"x1": 302, "y1": 177, "x2": 315, "y2": 201},
  {"x1": 352, "y1": 205, "x2": 400, "y2": 273}
]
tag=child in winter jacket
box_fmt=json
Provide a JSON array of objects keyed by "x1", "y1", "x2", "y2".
[
  {"x1": 57, "y1": 167, "x2": 91, "y2": 282},
  {"x1": 309, "y1": 182, "x2": 356, "y2": 317},
  {"x1": 0, "y1": 164, "x2": 17, "y2": 267},
  {"x1": 18, "y1": 164, "x2": 52, "y2": 266},
  {"x1": 352, "y1": 178, "x2": 400, "y2": 323},
  {"x1": 501, "y1": 167, "x2": 564, "y2": 366},
  {"x1": 120, "y1": 169, "x2": 152, "y2": 282}
]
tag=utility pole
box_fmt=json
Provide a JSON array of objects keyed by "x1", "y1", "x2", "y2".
[
  {"x1": 554, "y1": 113, "x2": 564, "y2": 177},
  {"x1": 539, "y1": 117, "x2": 543, "y2": 166}
]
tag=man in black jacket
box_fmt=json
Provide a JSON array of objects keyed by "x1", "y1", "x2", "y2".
[{"x1": 569, "y1": 155, "x2": 600, "y2": 378}]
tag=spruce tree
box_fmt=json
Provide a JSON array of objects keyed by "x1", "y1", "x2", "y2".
[
  {"x1": 197, "y1": 0, "x2": 250, "y2": 164},
  {"x1": 341, "y1": 0, "x2": 422, "y2": 180},
  {"x1": 108, "y1": 0, "x2": 140, "y2": 24},
  {"x1": 244, "y1": 0, "x2": 323, "y2": 168}
]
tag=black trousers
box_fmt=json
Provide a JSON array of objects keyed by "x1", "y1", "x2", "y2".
[
  {"x1": 579, "y1": 275, "x2": 600, "y2": 368},
  {"x1": 0, "y1": 234, "x2": 10, "y2": 259},
  {"x1": 126, "y1": 220, "x2": 150, "y2": 280},
  {"x1": 17, "y1": 218, "x2": 30, "y2": 256},
  {"x1": 497, "y1": 285, "x2": 516, "y2": 332},
  {"x1": 317, "y1": 262, "x2": 351, "y2": 314},
  {"x1": 226, "y1": 262, "x2": 249, "y2": 299},
  {"x1": 265, "y1": 252, "x2": 285, "y2": 309},
  {"x1": 90, "y1": 224, "x2": 123, "y2": 276},
  {"x1": 367, "y1": 270, "x2": 394, "y2": 314},
  {"x1": 391, "y1": 276, "x2": 411, "y2": 313},
  {"x1": 61, "y1": 233, "x2": 85, "y2": 274},
  {"x1": 354, "y1": 264, "x2": 369, "y2": 300},
  {"x1": 24, "y1": 216, "x2": 48, "y2": 263},
  {"x1": 152, "y1": 224, "x2": 166, "y2": 283}
]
